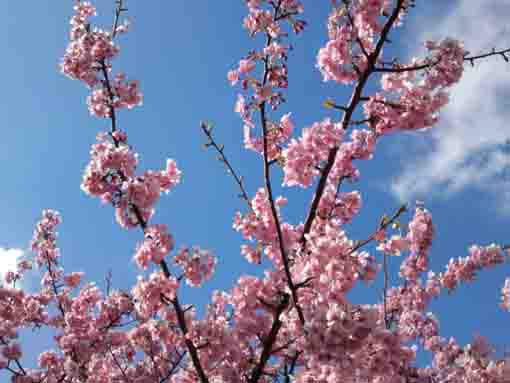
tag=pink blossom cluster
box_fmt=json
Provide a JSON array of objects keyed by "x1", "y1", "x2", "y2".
[
  {"x1": 81, "y1": 132, "x2": 181, "y2": 228},
  {"x1": 229, "y1": 1, "x2": 305, "y2": 163},
  {"x1": 243, "y1": 0, "x2": 304, "y2": 37},
  {"x1": 173, "y1": 247, "x2": 217, "y2": 287},
  {"x1": 315, "y1": 188, "x2": 362, "y2": 226},
  {"x1": 87, "y1": 73, "x2": 143, "y2": 117},
  {"x1": 228, "y1": 274, "x2": 286, "y2": 338},
  {"x1": 134, "y1": 224, "x2": 174, "y2": 269},
  {"x1": 501, "y1": 278, "x2": 510, "y2": 311},
  {"x1": 229, "y1": 41, "x2": 290, "y2": 110},
  {"x1": 282, "y1": 118, "x2": 344, "y2": 187},
  {"x1": 438, "y1": 244, "x2": 506, "y2": 291},
  {"x1": 317, "y1": 24, "x2": 360, "y2": 84},
  {"x1": 283, "y1": 124, "x2": 377, "y2": 190},
  {"x1": 297, "y1": 224, "x2": 379, "y2": 303},
  {"x1": 317, "y1": 0, "x2": 392, "y2": 84},
  {"x1": 423, "y1": 38, "x2": 467, "y2": 89},
  {"x1": 244, "y1": 112, "x2": 294, "y2": 160},
  {"x1": 325, "y1": 128, "x2": 378, "y2": 185},
  {"x1": 234, "y1": 189, "x2": 301, "y2": 266},
  {"x1": 61, "y1": 2, "x2": 118, "y2": 87},
  {"x1": 61, "y1": 0, "x2": 144, "y2": 122},
  {"x1": 364, "y1": 39, "x2": 467, "y2": 134},
  {"x1": 30, "y1": 209, "x2": 63, "y2": 267},
  {"x1": 399, "y1": 207, "x2": 435, "y2": 281},
  {"x1": 377, "y1": 234, "x2": 408, "y2": 256},
  {"x1": 132, "y1": 272, "x2": 178, "y2": 318},
  {"x1": 6, "y1": 0, "x2": 510, "y2": 382}
]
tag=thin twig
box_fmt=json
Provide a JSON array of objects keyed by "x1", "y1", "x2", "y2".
[
  {"x1": 200, "y1": 121, "x2": 252, "y2": 209},
  {"x1": 347, "y1": 204, "x2": 407, "y2": 256},
  {"x1": 464, "y1": 47, "x2": 510, "y2": 66},
  {"x1": 111, "y1": 0, "x2": 127, "y2": 38},
  {"x1": 383, "y1": 252, "x2": 389, "y2": 329}
]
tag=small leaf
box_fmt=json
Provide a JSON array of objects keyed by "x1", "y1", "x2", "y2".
[
  {"x1": 323, "y1": 99, "x2": 335, "y2": 109},
  {"x1": 379, "y1": 214, "x2": 389, "y2": 227}
]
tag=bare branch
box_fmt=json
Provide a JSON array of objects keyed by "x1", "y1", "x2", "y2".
[{"x1": 200, "y1": 121, "x2": 252, "y2": 209}]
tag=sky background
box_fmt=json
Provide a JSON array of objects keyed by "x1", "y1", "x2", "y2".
[{"x1": 1, "y1": 0, "x2": 510, "y2": 371}]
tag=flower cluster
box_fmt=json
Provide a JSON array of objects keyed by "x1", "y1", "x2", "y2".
[
  {"x1": 30, "y1": 209, "x2": 63, "y2": 266},
  {"x1": 438, "y1": 244, "x2": 507, "y2": 292},
  {"x1": 244, "y1": 112, "x2": 294, "y2": 161},
  {"x1": 6, "y1": 0, "x2": 510, "y2": 382},
  {"x1": 317, "y1": 0, "x2": 392, "y2": 84},
  {"x1": 174, "y1": 247, "x2": 217, "y2": 287},
  {"x1": 230, "y1": 0, "x2": 305, "y2": 163},
  {"x1": 132, "y1": 272, "x2": 179, "y2": 318},
  {"x1": 399, "y1": 207, "x2": 435, "y2": 281},
  {"x1": 283, "y1": 118, "x2": 344, "y2": 187},
  {"x1": 87, "y1": 73, "x2": 143, "y2": 117},
  {"x1": 134, "y1": 224, "x2": 174, "y2": 269},
  {"x1": 234, "y1": 189, "x2": 301, "y2": 267},
  {"x1": 61, "y1": 2, "x2": 118, "y2": 87},
  {"x1": 81, "y1": 132, "x2": 181, "y2": 228},
  {"x1": 243, "y1": 0, "x2": 304, "y2": 37},
  {"x1": 364, "y1": 39, "x2": 467, "y2": 134}
]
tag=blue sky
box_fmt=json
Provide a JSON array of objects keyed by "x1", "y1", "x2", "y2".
[{"x1": 1, "y1": 0, "x2": 510, "y2": 370}]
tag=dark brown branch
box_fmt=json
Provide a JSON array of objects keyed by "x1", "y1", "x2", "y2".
[
  {"x1": 284, "y1": 352, "x2": 301, "y2": 383},
  {"x1": 100, "y1": 61, "x2": 118, "y2": 135},
  {"x1": 1, "y1": 338, "x2": 26, "y2": 377},
  {"x1": 464, "y1": 47, "x2": 510, "y2": 66},
  {"x1": 249, "y1": 293, "x2": 289, "y2": 383},
  {"x1": 349, "y1": 118, "x2": 373, "y2": 126},
  {"x1": 374, "y1": 47, "x2": 510, "y2": 73},
  {"x1": 111, "y1": 0, "x2": 127, "y2": 38},
  {"x1": 347, "y1": 204, "x2": 407, "y2": 256},
  {"x1": 169, "y1": 295, "x2": 210, "y2": 383},
  {"x1": 109, "y1": 346, "x2": 131, "y2": 382},
  {"x1": 324, "y1": 99, "x2": 349, "y2": 111},
  {"x1": 99, "y1": 12, "x2": 210, "y2": 383},
  {"x1": 300, "y1": 0, "x2": 407, "y2": 247},
  {"x1": 200, "y1": 121, "x2": 252, "y2": 209},
  {"x1": 344, "y1": 4, "x2": 370, "y2": 61},
  {"x1": 383, "y1": 252, "x2": 389, "y2": 329},
  {"x1": 159, "y1": 351, "x2": 186, "y2": 383},
  {"x1": 374, "y1": 60, "x2": 435, "y2": 73},
  {"x1": 257, "y1": 1, "x2": 306, "y2": 327}
]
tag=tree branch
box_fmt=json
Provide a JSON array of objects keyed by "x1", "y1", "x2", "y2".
[
  {"x1": 200, "y1": 121, "x2": 252, "y2": 209},
  {"x1": 258, "y1": 1, "x2": 306, "y2": 327},
  {"x1": 300, "y1": 0, "x2": 407, "y2": 248},
  {"x1": 249, "y1": 293, "x2": 289, "y2": 383},
  {"x1": 347, "y1": 204, "x2": 407, "y2": 256}
]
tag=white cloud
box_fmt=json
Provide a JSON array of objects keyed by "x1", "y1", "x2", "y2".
[
  {"x1": 390, "y1": 0, "x2": 510, "y2": 213},
  {"x1": 0, "y1": 248, "x2": 24, "y2": 284}
]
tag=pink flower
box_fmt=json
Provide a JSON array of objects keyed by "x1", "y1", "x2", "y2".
[
  {"x1": 134, "y1": 224, "x2": 174, "y2": 269},
  {"x1": 227, "y1": 70, "x2": 240, "y2": 85},
  {"x1": 238, "y1": 59, "x2": 256, "y2": 74},
  {"x1": 64, "y1": 272, "x2": 84, "y2": 288},
  {"x1": 174, "y1": 247, "x2": 217, "y2": 287},
  {"x1": 2, "y1": 343, "x2": 22, "y2": 360}
]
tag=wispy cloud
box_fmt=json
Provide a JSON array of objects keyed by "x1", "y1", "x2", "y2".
[
  {"x1": 391, "y1": 0, "x2": 510, "y2": 213},
  {"x1": 0, "y1": 247, "x2": 23, "y2": 284}
]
